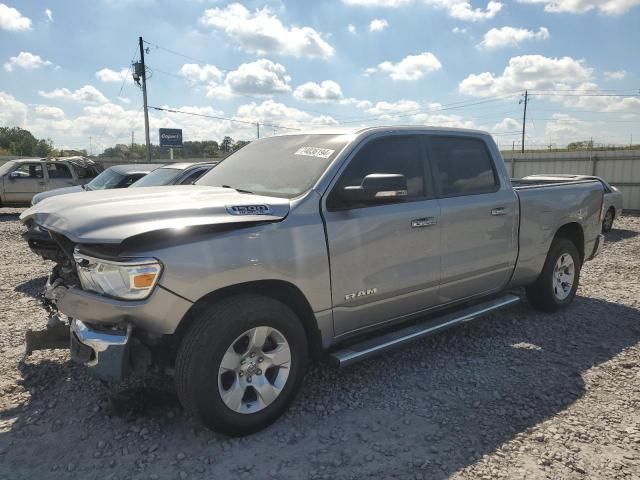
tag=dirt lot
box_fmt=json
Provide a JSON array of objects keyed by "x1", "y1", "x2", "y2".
[{"x1": 0, "y1": 209, "x2": 639, "y2": 480}]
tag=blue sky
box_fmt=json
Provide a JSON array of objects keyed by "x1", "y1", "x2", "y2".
[{"x1": 0, "y1": 0, "x2": 638, "y2": 153}]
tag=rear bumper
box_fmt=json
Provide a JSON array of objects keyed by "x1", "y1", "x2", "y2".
[
  {"x1": 589, "y1": 233, "x2": 605, "y2": 260},
  {"x1": 70, "y1": 319, "x2": 131, "y2": 381}
]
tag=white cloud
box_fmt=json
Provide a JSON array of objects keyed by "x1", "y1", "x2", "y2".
[
  {"x1": 369, "y1": 18, "x2": 389, "y2": 31},
  {"x1": 200, "y1": 3, "x2": 334, "y2": 58},
  {"x1": 343, "y1": 0, "x2": 412, "y2": 5},
  {"x1": 479, "y1": 26, "x2": 549, "y2": 49},
  {"x1": 460, "y1": 56, "x2": 640, "y2": 114},
  {"x1": 426, "y1": 0, "x2": 503, "y2": 21},
  {"x1": 234, "y1": 100, "x2": 338, "y2": 130},
  {"x1": 96, "y1": 67, "x2": 132, "y2": 83},
  {"x1": 356, "y1": 100, "x2": 475, "y2": 128},
  {"x1": 339, "y1": 97, "x2": 373, "y2": 109},
  {"x1": 293, "y1": 80, "x2": 344, "y2": 102},
  {"x1": 459, "y1": 55, "x2": 592, "y2": 97},
  {"x1": 4, "y1": 52, "x2": 53, "y2": 72},
  {"x1": 0, "y1": 91, "x2": 27, "y2": 126},
  {"x1": 348, "y1": 23, "x2": 357, "y2": 33},
  {"x1": 179, "y1": 63, "x2": 223, "y2": 85},
  {"x1": 452, "y1": 26, "x2": 467, "y2": 33},
  {"x1": 493, "y1": 117, "x2": 520, "y2": 132},
  {"x1": 366, "y1": 99, "x2": 422, "y2": 116},
  {"x1": 181, "y1": 59, "x2": 292, "y2": 98},
  {"x1": 0, "y1": 3, "x2": 31, "y2": 31},
  {"x1": 38, "y1": 85, "x2": 109, "y2": 104},
  {"x1": 224, "y1": 59, "x2": 292, "y2": 95},
  {"x1": 34, "y1": 104, "x2": 65, "y2": 120},
  {"x1": 517, "y1": 0, "x2": 640, "y2": 15},
  {"x1": 555, "y1": 82, "x2": 640, "y2": 112},
  {"x1": 44, "y1": 8, "x2": 53, "y2": 22},
  {"x1": 367, "y1": 52, "x2": 442, "y2": 80},
  {"x1": 604, "y1": 70, "x2": 626, "y2": 80}
]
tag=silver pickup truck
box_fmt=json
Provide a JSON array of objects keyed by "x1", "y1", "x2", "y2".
[{"x1": 21, "y1": 126, "x2": 605, "y2": 436}]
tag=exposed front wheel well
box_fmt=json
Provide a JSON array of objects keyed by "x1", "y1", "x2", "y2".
[
  {"x1": 173, "y1": 280, "x2": 323, "y2": 361},
  {"x1": 554, "y1": 222, "x2": 585, "y2": 263}
]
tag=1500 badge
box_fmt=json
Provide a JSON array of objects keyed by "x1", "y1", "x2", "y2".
[
  {"x1": 344, "y1": 288, "x2": 377, "y2": 301},
  {"x1": 227, "y1": 205, "x2": 271, "y2": 216}
]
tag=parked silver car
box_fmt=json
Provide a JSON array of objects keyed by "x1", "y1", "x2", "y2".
[
  {"x1": 523, "y1": 174, "x2": 623, "y2": 232},
  {"x1": 31, "y1": 163, "x2": 164, "y2": 205},
  {"x1": 0, "y1": 157, "x2": 102, "y2": 206},
  {"x1": 129, "y1": 162, "x2": 218, "y2": 188}
]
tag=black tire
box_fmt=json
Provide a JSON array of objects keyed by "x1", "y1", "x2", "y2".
[
  {"x1": 602, "y1": 208, "x2": 615, "y2": 233},
  {"x1": 175, "y1": 294, "x2": 308, "y2": 436},
  {"x1": 525, "y1": 237, "x2": 581, "y2": 312}
]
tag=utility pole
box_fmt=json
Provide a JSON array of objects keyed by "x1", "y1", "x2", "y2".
[
  {"x1": 131, "y1": 130, "x2": 134, "y2": 150},
  {"x1": 256, "y1": 122, "x2": 260, "y2": 139},
  {"x1": 89, "y1": 136, "x2": 92, "y2": 156},
  {"x1": 520, "y1": 90, "x2": 528, "y2": 153},
  {"x1": 139, "y1": 36, "x2": 151, "y2": 162}
]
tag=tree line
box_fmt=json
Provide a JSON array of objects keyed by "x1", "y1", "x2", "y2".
[
  {"x1": 0, "y1": 127, "x2": 55, "y2": 157},
  {"x1": 99, "y1": 136, "x2": 251, "y2": 160}
]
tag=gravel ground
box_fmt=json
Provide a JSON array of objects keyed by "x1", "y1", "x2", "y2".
[{"x1": 0, "y1": 208, "x2": 639, "y2": 480}]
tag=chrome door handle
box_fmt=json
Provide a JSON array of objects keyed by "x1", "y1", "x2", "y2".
[
  {"x1": 411, "y1": 217, "x2": 437, "y2": 228},
  {"x1": 491, "y1": 207, "x2": 507, "y2": 216},
  {"x1": 38, "y1": 181, "x2": 46, "y2": 186}
]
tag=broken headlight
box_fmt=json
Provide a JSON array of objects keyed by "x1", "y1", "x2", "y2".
[{"x1": 73, "y1": 249, "x2": 162, "y2": 300}]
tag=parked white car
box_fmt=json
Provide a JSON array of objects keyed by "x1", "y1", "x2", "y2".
[{"x1": 523, "y1": 174, "x2": 623, "y2": 232}]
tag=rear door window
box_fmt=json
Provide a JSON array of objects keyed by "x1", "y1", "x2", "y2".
[
  {"x1": 46, "y1": 163, "x2": 73, "y2": 179},
  {"x1": 428, "y1": 137, "x2": 498, "y2": 197}
]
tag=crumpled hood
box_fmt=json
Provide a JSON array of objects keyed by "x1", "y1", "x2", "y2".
[
  {"x1": 20, "y1": 185, "x2": 290, "y2": 244},
  {"x1": 32, "y1": 185, "x2": 84, "y2": 205}
]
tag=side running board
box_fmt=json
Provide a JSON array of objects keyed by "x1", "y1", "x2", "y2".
[{"x1": 329, "y1": 294, "x2": 520, "y2": 367}]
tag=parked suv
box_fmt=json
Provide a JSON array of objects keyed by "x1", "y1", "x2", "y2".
[
  {"x1": 21, "y1": 127, "x2": 604, "y2": 436},
  {"x1": 0, "y1": 157, "x2": 102, "y2": 206}
]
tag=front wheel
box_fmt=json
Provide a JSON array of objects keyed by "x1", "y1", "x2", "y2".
[
  {"x1": 175, "y1": 295, "x2": 308, "y2": 436},
  {"x1": 526, "y1": 237, "x2": 581, "y2": 312},
  {"x1": 602, "y1": 208, "x2": 614, "y2": 233}
]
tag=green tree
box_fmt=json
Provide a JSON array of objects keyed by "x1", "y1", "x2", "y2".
[
  {"x1": 233, "y1": 140, "x2": 250, "y2": 151},
  {"x1": 221, "y1": 136, "x2": 234, "y2": 153},
  {"x1": 0, "y1": 127, "x2": 50, "y2": 156}
]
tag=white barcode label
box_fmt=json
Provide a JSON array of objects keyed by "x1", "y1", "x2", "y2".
[{"x1": 294, "y1": 147, "x2": 335, "y2": 159}]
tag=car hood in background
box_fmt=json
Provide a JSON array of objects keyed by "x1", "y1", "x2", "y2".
[
  {"x1": 31, "y1": 185, "x2": 84, "y2": 205},
  {"x1": 20, "y1": 186, "x2": 290, "y2": 244}
]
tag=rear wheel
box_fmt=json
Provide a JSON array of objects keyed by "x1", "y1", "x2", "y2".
[
  {"x1": 175, "y1": 294, "x2": 308, "y2": 436},
  {"x1": 526, "y1": 237, "x2": 581, "y2": 312},
  {"x1": 602, "y1": 208, "x2": 615, "y2": 232}
]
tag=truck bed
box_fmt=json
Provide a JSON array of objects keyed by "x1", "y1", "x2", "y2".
[
  {"x1": 511, "y1": 178, "x2": 600, "y2": 189},
  {"x1": 508, "y1": 178, "x2": 604, "y2": 288}
]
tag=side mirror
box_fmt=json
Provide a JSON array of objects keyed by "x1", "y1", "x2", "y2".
[
  {"x1": 8, "y1": 171, "x2": 20, "y2": 180},
  {"x1": 342, "y1": 173, "x2": 408, "y2": 204}
]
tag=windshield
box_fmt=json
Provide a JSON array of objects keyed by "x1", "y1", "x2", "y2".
[
  {"x1": 130, "y1": 168, "x2": 181, "y2": 187},
  {"x1": 0, "y1": 162, "x2": 15, "y2": 177},
  {"x1": 86, "y1": 168, "x2": 129, "y2": 190},
  {"x1": 196, "y1": 134, "x2": 349, "y2": 198}
]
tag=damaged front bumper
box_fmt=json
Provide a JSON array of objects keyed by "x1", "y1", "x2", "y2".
[{"x1": 71, "y1": 319, "x2": 132, "y2": 381}]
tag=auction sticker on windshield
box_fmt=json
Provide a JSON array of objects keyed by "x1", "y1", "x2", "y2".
[{"x1": 294, "y1": 147, "x2": 335, "y2": 159}]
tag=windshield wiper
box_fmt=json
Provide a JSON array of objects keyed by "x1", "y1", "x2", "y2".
[{"x1": 221, "y1": 185, "x2": 254, "y2": 194}]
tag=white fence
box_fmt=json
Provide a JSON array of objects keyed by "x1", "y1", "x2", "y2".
[{"x1": 504, "y1": 149, "x2": 640, "y2": 211}]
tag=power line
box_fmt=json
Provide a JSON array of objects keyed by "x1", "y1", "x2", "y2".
[{"x1": 148, "y1": 105, "x2": 302, "y2": 131}]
